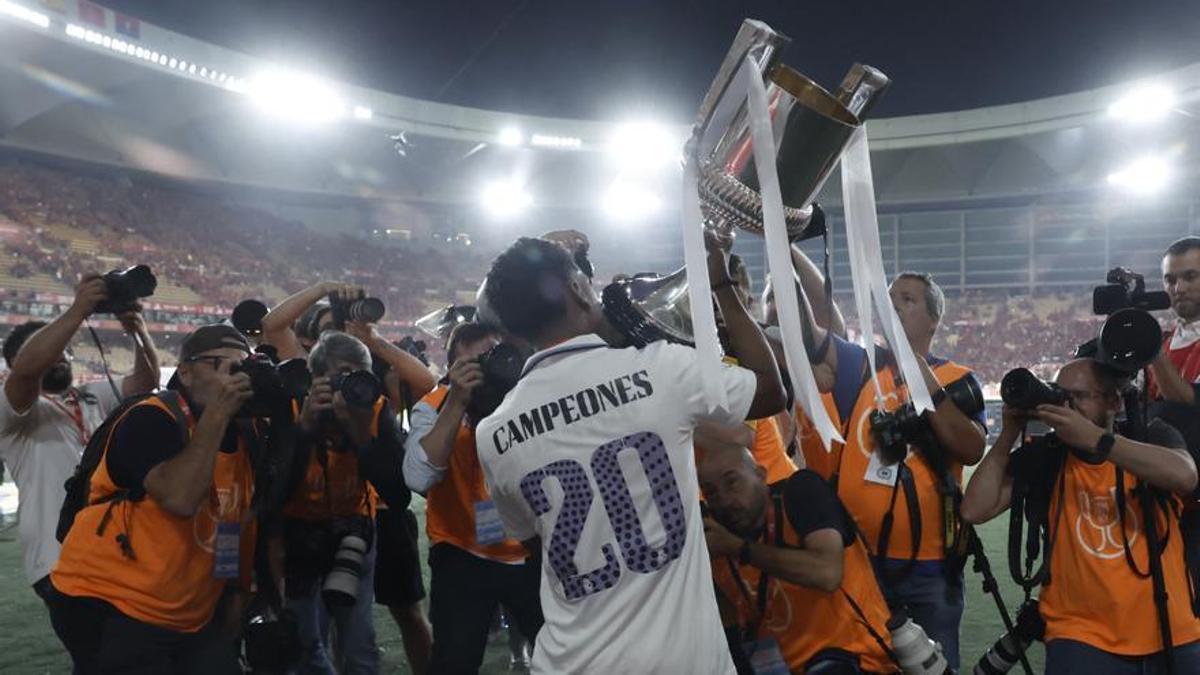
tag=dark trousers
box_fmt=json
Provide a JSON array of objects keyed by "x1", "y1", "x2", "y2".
[
  {"x1": 46, "y1": 583, "x2": 239, "y2": 675},
  {"x1": 428, "y1": 543, "x2": 543, "y2": 675}
]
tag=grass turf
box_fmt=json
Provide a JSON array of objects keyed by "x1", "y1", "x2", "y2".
[{"x1": 0, "y1": 493, "x2": 1044, "y2": 674}]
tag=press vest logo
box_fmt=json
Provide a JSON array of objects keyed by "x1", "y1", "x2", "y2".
[
  {"x1": 195, "y1": 485, "x2": 242, "y2": 552},
  {"x1": 1073, "y1": 486, "x2": 1138, "y2": 560}
]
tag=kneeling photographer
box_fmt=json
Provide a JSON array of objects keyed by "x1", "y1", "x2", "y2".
[
  {"x1": 46, "y1": 324, "x2": 260, "y2": 674},
  {"x1": 962, "y1": 355, "x2": 1200, "y2": 674},
  {"x1": 403, "y1": 322, "x2": 542, "y2": 674},
  {"x1": 278, "y1": 331, "x2": 408, "y2": 675}
]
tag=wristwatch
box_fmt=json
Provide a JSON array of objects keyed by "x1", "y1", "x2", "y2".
[
  {"x1": 1085, "y1": 432, "x2": 1117, "y2": 465},
  {"x1": 738, "y1": 539, "x2": 753, "y2": 564}
]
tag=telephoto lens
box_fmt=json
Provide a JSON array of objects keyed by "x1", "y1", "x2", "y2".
[
  {"x1": 888, "y1": 611, "x2": 949, "y2": 675},
  {"x1": 347, "y1": 297, "x2": 386, "y2": 323},
  {"x1": 321, "y1": 534, "x2": 369, "y2": 607},
  {"x1": 331, "y1": 370, "x2": 382, "y2": 408},
  {"x1": 973, "y1": 599, "x2": 1044, "y2": 675},
  {"x1": 999, "y1": 368, "x2": 1069, "y2": 410}
]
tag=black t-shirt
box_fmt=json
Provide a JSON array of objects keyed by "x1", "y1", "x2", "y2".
[
  {"x1": 105, "y1": 403, "x2": 240, "y2": 490},
  {"x1": 776, "y1": 469, "x2": 854, "y2": 547}
]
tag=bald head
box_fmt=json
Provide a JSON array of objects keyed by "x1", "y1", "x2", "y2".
[
  {"x1": 1054, "y1": 358, "x2": 1123, "y2": 428},
  {"x1": 697, "y1": 431, "x2": 769, "y2": 537}
]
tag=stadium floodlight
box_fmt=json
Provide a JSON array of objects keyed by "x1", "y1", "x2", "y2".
[
  {"x1": 497, "y1": 127, "x2": 524, "y2": 147},
  {"x1": 247, "y1": 69, "x2": 346, "y2": 125},
  {"x1": 353, "y1": 105, "x2": 373, "y2": 120},
  {"x1": 531, "y1": 133, "x2": 583, "y2": 149},
  {"x1": 1106, "y1": 156, "x2": 1170, "y2": 194},
  {"x1": 480, "y1": 179, "x2": 533, "y2": 219},
  {"x1": 608, "y1": 122, "x2": 682, "y2": 172},
  {"x1": 1108, "y1": 83, "x2": 1176, "y2": 123},
  {"x1": 0, "y1": 1, "x2": 50, "y2": 28},
  {"x1": 602, "y1": 178, "x2": 662, "y2": 220}
]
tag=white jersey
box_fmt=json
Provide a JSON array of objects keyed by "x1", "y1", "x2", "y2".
[
  {"x1": 477, "y1": 334, "x2": 756, "y2": 674},
  {"x1": 0, "y1": 382, "x2": 120, "y2": 585}
]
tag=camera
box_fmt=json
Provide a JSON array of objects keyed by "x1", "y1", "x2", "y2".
[
  {"x1": 242, "y1": 600, "x2": 301, "y2": 673},
  {"x1": 870, "y1": 375, "x2": 983, "y2": 465},
  {"x1": 328, "y1": 290, "x2": 385, "y2": 330},
  {"x1": 232, "y1": 353, "x2": 312, "y2": 417},
  {"x1": 999, "y1": 368, "x2": 1069, "y2": 410},
  {"x1": 330, "y1": 370, "x2": 382, "y2": 408},
  {"x1": 1076, "y1": 308, "x2": 1163, "y2": 375},
  {"x1": 396, "y1": 335, "x2": 429, "y2": 367},
  {"x1": 322, "y1": 519, "x2": 372, "y2": 607},
  {"x1": 465, "y1": 342, "x2": 527, "y2": 425},
  {"x1": 1093, "y1": 267, "x2": 1170, "y2": 315},
  {"x1": 974, "y1": 599, "x2": 1045, "y2": 675},
  {"x1": 888, "y1": 611, "x2": 949, "y2": 674},
  {"x1": 94, "y1": 265, "x2": 156, "y2": 314}
]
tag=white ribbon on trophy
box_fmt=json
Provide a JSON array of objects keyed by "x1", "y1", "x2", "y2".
[
  {"x1": 840, "y1": 129, "x2": 934, "y2": 413},
  {"x1": 742, "y1": 57, "x2": 843, "y2": 448},
  {"x1": 681, "y1": 148, "x2": 728, "y2": 411}
]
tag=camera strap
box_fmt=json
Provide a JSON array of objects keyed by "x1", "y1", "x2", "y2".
[
  {"x1": 875, "y1": 460, "x2": 921, "y2": 583},
  {"x1": 726, "y1": 488, "x2": 784, "y2": 645},
  {"x1": 1118, "y1": 470, "x2": 1178, "y2": 672},
  {"x1": 85, "y1": 322, "x2": 122, "y2": 402},
  {"x1": 1007, "y1": 436, "x2": 1067, "y2": 592}
]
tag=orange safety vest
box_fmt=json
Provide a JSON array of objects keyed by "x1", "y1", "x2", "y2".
[
  {"x1": 282, "y1": 398, "x2": 386, "y2": 522},
  {"x1": 420, "y1": 386, "x2": 526, "y2": 562},
  {"x1": 712, "y1": 479, "x2": 894, "y2": 673},
  {"x1": 748, "y1": 417, "x2": 798, "y2": 484},
  {"x1": 809, "y1": 360, "x2": 975, "y2": 562},
  {"x1": 1040, "y1": 455, "x2": 1200, "y2": 654},
  {"x1": 52, "y1": 395, "x2": 256, "y2": 633}
]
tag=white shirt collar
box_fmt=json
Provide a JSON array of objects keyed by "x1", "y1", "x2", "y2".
[
  {"x1": 520, "y1": 334, "x2": 609, "y2": 377},
  {"x1": 1171, "y1": 317, "x2": 1200, "y2": 350}
]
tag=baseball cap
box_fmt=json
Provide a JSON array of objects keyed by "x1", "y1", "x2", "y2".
[{"x1": 178, "y1": 324, "x2": 252, "y2": 362}]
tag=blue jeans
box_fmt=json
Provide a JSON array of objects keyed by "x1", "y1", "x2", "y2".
[
  {"x1": 1045, "y1": 639, "x2": 1200, "y2": 674},
  {"x1": 288, "y1": 543, "x2": 379, "y2": 675},
  {"x1": 878, "y1": 561, "x2": 964, "y2": 671}
]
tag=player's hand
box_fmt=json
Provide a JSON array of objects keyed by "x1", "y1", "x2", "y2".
[
  {"x1": 1036, "y1": 403, "x2": 1104, "y2": 452},
  {"x1": 703, "y1": 516, "x2": 744, "y2": 559},
  {"x1": 704, "y1": 230, "x2": 734, "y2": 289},
  {"x1": 446, "y1": 358, "x2": 485, "y2": 407},
  {"x1": 208, "y1": 359, "x2": 253, "y2": 420},
  {"x1": 300, "y1": 376, "x2": 334, "y2": 433},
  {"x1": 68, "y1": 273, "x2": 108, "y2": 319},
  {"x1": 115, "y1": 308, "x2": 146, "y2": 335}
]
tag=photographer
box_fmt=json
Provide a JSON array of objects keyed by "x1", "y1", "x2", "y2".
[
  {"x1": 962, "y1": 358, "x2": 1200, "y2": 672},
  {"x1": 46, "y1": 325, "x2": 255, "y2": 673},
  {"x1": 345, "y1": 320, "x2": 436, "y2": 674},
  {"x1": 699, "y1": 436, "x2": 895, "y2": 673},
  {"x1": 403, "y1": 321, "x2": 543, "y2": 674},
  {"x1": 279, "y1": 331, "x2": 408, "y2": 675},
  {"x1": 1, "y1": 273, "x2": 159, "y2": 603},
  {"x1": 793, "y1": 268, "x2": 986, "y2": 670},
  {"x1": 1149, "y1": 236, "x2": 1200, "y2": 595},
  {"x1": 261, "y1": 282, "x2": 362, "y2": 360}
]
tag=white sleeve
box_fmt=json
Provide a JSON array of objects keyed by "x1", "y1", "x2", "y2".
[
  {"x1": 0, "y1": 385, "x2": 35, "y2": 434},
  {"x1": 476, "y1": 432, "x2": 537, "y2": 542},
  {"x1": 82, "y1": 381, "x2": 121, "y2": 417},
  {"x1": 402, "y1": 400, "x2": 448, "y2": 493},
  {"x1": 653, "y1": 343, "x2": 757, "y2": 427}
]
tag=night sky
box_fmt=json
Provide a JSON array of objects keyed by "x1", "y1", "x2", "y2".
[{"x1": 96, "y1": 0, "x2": 1200, "y2": 121}]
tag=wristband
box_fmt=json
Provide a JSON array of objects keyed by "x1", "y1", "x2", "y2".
[
  {"x1": 1086, "y1": 432, "x2": 1117, "y2": 465},
  {"x1": 738, "y1": 539, "x2": 753, "y2": 564}
]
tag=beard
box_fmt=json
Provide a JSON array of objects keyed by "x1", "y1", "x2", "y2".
[{"x1": 41, "y1": 363, "x2": 73, "y2": 393}]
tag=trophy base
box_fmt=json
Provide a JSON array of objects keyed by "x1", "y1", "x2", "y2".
[{"x1": 698, "y1": 168, "x2": 825, "y2": 242}]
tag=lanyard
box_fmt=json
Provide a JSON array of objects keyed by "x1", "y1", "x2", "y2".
[
  {"x1": 726, "y1": 491, "x2": 783, "y2": 642},
  {"x1": 43, "y1": 389, "x2": 90, "y2": 445}
]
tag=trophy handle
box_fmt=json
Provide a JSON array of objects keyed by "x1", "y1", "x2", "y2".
[
  {"x1": 835, "y1": 63, "x2": 891, "y2": 120},
  {"x1": 690, "y1": 19, "x2": 790, "y2": 151}
]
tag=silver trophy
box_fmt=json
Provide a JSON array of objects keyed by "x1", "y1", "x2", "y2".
[{"x1": 603, "y1": 19, "x2": 889, "y2": 347}]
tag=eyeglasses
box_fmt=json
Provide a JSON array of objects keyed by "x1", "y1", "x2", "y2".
[
  {"x1": 1063, "y1": 389, "x2": 1108, "y2": 404},
  {"x1": 184, "y1": 355, "x2": 231, "y2": 370}
]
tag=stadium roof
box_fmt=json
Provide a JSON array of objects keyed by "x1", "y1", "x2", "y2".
[{"x1": 2, "y1": 0, "x2": 1199, "y2": 211}]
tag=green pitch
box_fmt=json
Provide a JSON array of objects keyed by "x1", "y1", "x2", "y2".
[{"x1": 0, "y1": 496, "x2": 1043, "y2": 674}]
